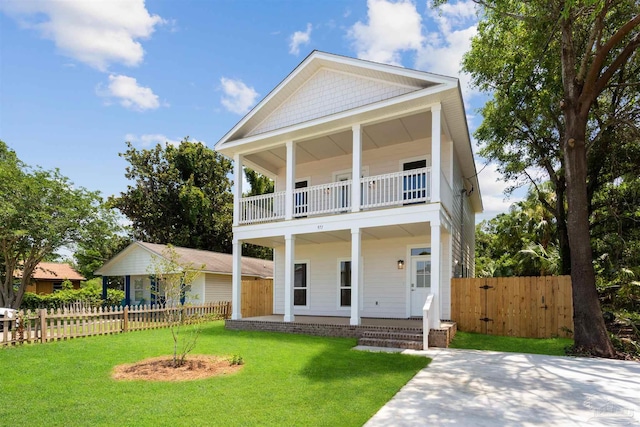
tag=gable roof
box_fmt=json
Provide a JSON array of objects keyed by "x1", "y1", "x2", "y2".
[
  {"x1": 16, "y1": 262, "x2": 85, "y2": 282},
  {"x1": 215, "y1": 50, "x2": 458, "y2": 150},
  {"x1": 95, "y1": 242, "x2": 273, "y2": 279}
]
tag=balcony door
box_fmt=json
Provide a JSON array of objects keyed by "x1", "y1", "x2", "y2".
[
  {"x1": 334, "y1": 172, "x2": 351, "y2": 211},
  {"x1": 294, "y1": 180, "x2": 308, "y2": 217},
  {"x1": 402, "y1": 159, "x2": 427, "y2": 204}
]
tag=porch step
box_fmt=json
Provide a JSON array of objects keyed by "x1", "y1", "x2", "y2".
[
  {"x1": 360, "y1": 331, "x2": 424, "y2": 341},
  {"x1": 358, "y1": 329, "x2": 424, "y2": 350},
  {"x1": 358, "y1": 337, "x2": 424, "y2": 350}
]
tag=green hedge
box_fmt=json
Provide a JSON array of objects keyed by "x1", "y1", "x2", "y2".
[{"x1": 21, "y1": 288, "x2": 125, "y2": 310}]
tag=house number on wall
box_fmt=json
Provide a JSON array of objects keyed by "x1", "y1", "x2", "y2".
[{"x1": 317, "y1": 225, "x2": 324, "y2": 230}]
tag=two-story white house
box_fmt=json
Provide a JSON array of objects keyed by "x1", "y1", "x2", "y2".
[{"x1": 215, "y1": 51, "x2": 482, "y2": 342}]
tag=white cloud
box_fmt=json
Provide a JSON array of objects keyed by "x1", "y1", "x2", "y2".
[
  {"x1": 220, "y1": 77, "x2": 259, "y2": 115},
  {"x1": 289, "y1": 23, "x2": 312, "y2": 55},
  {"x1": 415, "y1": 1, "x2": 478, "y2": 97},
  {"x1": 0, "y1": 0, "x2": 164, "y2": 71},
  {"x1": 347, "y1": 0, "x2": 424, "y2": 66},
  {"x1": 124, "y1": 133, "x2": 180, "y2": 147},
  {"x1": 474, "y1": 161, "x2": 525, "y2": 221},
  {"x1": 98, "y1": 74, "x2": 161, "y2": 111}
]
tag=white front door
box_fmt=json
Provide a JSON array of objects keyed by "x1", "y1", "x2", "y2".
[{"x1": 410, "y1": 256, "x2": 431, "y2": 316}]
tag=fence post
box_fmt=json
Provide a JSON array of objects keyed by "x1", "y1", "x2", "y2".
[
  {"x1": 123, "y1": 306, "x2": 129, "y2": 333},
  {"x1": 39, "y1": 309, "x2": 47, "y2": 343}
]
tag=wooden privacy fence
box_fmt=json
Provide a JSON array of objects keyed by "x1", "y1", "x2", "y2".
[
  {"x1": 451, "y1": 276, "x2": 573, "y2": 338},
  {"x1": 241, "y1": 279, "x2": 273, "y2": 318},
  {"x1": 1, "y1": 301, "x2": 231, "y2": 346}
]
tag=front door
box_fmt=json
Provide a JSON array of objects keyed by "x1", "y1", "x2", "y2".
[{"x1": 410, "y1": 256, "x2": 431, "y2": 316}]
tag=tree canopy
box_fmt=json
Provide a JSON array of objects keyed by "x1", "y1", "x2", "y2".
[
  {"x1": 0, "y1": 141, "x2": 103, "y2": 308},
  {"x1": 110, "y1": 139, "x2": 234, "y2": 253},
  {"x1": 435, "y1": 0, "x2": 640, "y2": 356}
]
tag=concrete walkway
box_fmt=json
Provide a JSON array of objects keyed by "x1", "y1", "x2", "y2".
[{"x1": 364, "y1": 348, "x2": 640, "y2": 426}]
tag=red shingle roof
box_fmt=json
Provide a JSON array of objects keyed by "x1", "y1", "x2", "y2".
[{"x1": 16, "y1": 262, "x2": 85, "y2": 281}]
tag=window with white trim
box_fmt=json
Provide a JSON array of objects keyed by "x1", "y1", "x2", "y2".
[
  {"x1": 339, "y1": 260, "x2": 351, "y2": 307},
  {"x1": 294, "y1": 263, "x2": 307, "y2": 306}
]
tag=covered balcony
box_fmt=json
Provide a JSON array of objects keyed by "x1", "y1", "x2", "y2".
[
  {"x1": 231, "y1": 104, "x2": 454, "y2": 228},
  {"x1": 238, "y1": 167, "x2": 432, "y2": 225}
]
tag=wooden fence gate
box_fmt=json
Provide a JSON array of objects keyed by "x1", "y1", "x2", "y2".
[
  {"x1": 451, "y1": 276, "x2": 573, "y2": 338},
  {"x1": 241, "y1": 279, "x2": 273, "y2": 318}
]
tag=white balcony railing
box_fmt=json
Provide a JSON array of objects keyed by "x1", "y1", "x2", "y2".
[
  {"x1": 239, "y1": 191, "x2": 285, "y2": 224},
  {"x1": 238, "y1": 167, "x2": 432, "y2": 225},
  {"x1": 361, "y1": 167, "x2": 431, "y2": 209}
]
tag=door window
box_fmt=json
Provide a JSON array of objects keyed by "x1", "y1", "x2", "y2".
[
  {"x1": 403, "y1": 159, "x2": 427, "y2": 202},
  {"x1": 339, "y1": 260, "x2": 351, "y2": 307},
  {"x1": 294, "y1": 263, "x2": 307, "y2": 306},
  {"x1": 294, "y1": 180, "x2": 308, "y2": 217}
]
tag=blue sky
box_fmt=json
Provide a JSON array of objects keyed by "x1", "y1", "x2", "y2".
[{"x1": 0, "y1": 0, "x2": 518, "y2": 221}]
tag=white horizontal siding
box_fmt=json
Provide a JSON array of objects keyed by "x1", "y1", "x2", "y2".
[
  {"x1": 204, "y1": 274, "x2": 232, "y2": 303},
  {"x1": 100, "y1": 246, "x2": 156, "y2": 276},
  {"x1": 273, "y1": 235, "x2": 429, "y2": 318}
]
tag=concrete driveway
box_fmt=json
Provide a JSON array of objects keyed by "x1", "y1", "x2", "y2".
[{"x1": 364, "y1": 348, "x2": 640, "y2": 426}]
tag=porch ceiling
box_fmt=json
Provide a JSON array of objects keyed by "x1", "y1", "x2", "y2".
[
  {"x1": 241, "y1": 222, "x2": 431, "y2": 247},
  {"x1": 244, "y1": 111, "x2": 432, "y2": 175}
]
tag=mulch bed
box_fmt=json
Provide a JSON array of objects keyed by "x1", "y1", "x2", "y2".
[{"x1": 112, "y1": 355, "x2": 243, "y2": 381}]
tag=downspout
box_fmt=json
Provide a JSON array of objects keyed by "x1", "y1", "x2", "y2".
[{"x1": 459, "y1": 189, "x2": 466, "y2": 277}]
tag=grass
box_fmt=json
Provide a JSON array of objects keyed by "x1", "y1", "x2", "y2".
[
  {"x1": 0, "y1": 321, "x2": 429, "y2": 427},
  {"x1": 450, "y1": 331, "x2": 573, "y2": 356}
]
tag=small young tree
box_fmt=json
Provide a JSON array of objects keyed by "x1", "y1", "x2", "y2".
[{"x1": 147, "y1": 245, "x2": 205, "y2": 367}]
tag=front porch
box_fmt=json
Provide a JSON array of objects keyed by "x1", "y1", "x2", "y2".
[{"x1": 225, "y1": 315, "x2": 456, "y2": 348}]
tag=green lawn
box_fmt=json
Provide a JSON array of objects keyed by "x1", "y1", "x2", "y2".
[
  {"x1": 450, "y1": 331, "x2": 573, "y2": 356},
  {"x1": 0, "y1": 321, "x2": 429, "y2": 427}
]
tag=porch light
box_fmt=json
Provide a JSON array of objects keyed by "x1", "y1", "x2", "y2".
[{"x1": 397, "y1": 259, "x2": 405, "y2": 270}]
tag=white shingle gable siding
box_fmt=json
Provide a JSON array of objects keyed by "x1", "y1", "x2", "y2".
[{"x1": 247, "y1": 69, "x2": 418, "y2": 136}]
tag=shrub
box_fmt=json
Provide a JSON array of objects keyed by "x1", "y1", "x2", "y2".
[{"x1": 20, "y1": 287, "x2": 125, "y2": 310}]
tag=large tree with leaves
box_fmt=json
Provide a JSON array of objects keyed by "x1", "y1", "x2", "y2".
[
  {"x1": 110, "y1": 139, "x2": 233, "y2": 253},
  {"x1": 0, "y1": 141, "x2": 102, "y2": 309},
  {"x1": 73, "y1": 206, "x2": 131, "y2": 279},
  {"x1": 435, "y1": 0, "x2": 639, "y2": 356}
]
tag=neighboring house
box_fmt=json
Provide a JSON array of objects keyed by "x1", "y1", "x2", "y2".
[
  {"x1": 19, "y1": 262, "x2": 85, "y2": 294},
  {"x1": 95, "y1": 241, "x2": 273, "y2": 306},
  {"x1": 214, "y1": 51, "x2": 483, "y2": 327}
]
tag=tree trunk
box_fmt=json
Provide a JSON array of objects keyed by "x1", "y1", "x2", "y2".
[{"x1": 563, "y1": 112, "x2": 614, "y2": 357}]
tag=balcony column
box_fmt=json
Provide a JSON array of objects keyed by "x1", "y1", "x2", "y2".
[
  {"x1": 430, "y1": 220, "x2": 441, "y2": 326},
  {"x1": 233, "y1": 153, "x2": 243, "y2": 226},
  {"x1": 351, "y1": 124, "x2": 362, "y2": 213},
  {"x1": 231, "y1": 239, "x2": 242, "y2": 320},
  {"x1": 431, "y1": 104, "x2": 442, "y2": 203},
  {"x1": 285, "y1": 141, "x2": 296, "y2": 220},
  {"x1": 284, "y1": 234, "x2": 296, "y2": 322},
  {"x1": 350, "y1": 227, "x2": 361, "y2": 325}
]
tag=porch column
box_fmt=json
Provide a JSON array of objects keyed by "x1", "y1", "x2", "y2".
[
  {"x1": 284, "y1": 234, "x2": 296, "y2": 322},
  {"x1": 101, "y1": 276, "x2": 108, "y2": 301},
  {"x1": 233, "y1": 153, "x2": 243, "y2": 226},
  {"x1": 231, "y1": 239, "x2": 243, "y2": 320},
  {"x1": 431, "y1": 104, "x2": 442, "y2": 203},
  {"x1": 285, "y1": 141, "x2": 296, "y2": 220},
  {"x1": 124, "y1": 275, "x2": 131, "y2": 306},
  {"x1": 351, "y1": 124, "x2": 362, "y2": 213},
  {"x1": 350, "y1": 227, "x2": 361, "y2": 325},
  {"x1": 430, "y1": 221, "x2": 441, "y2": 325}
]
